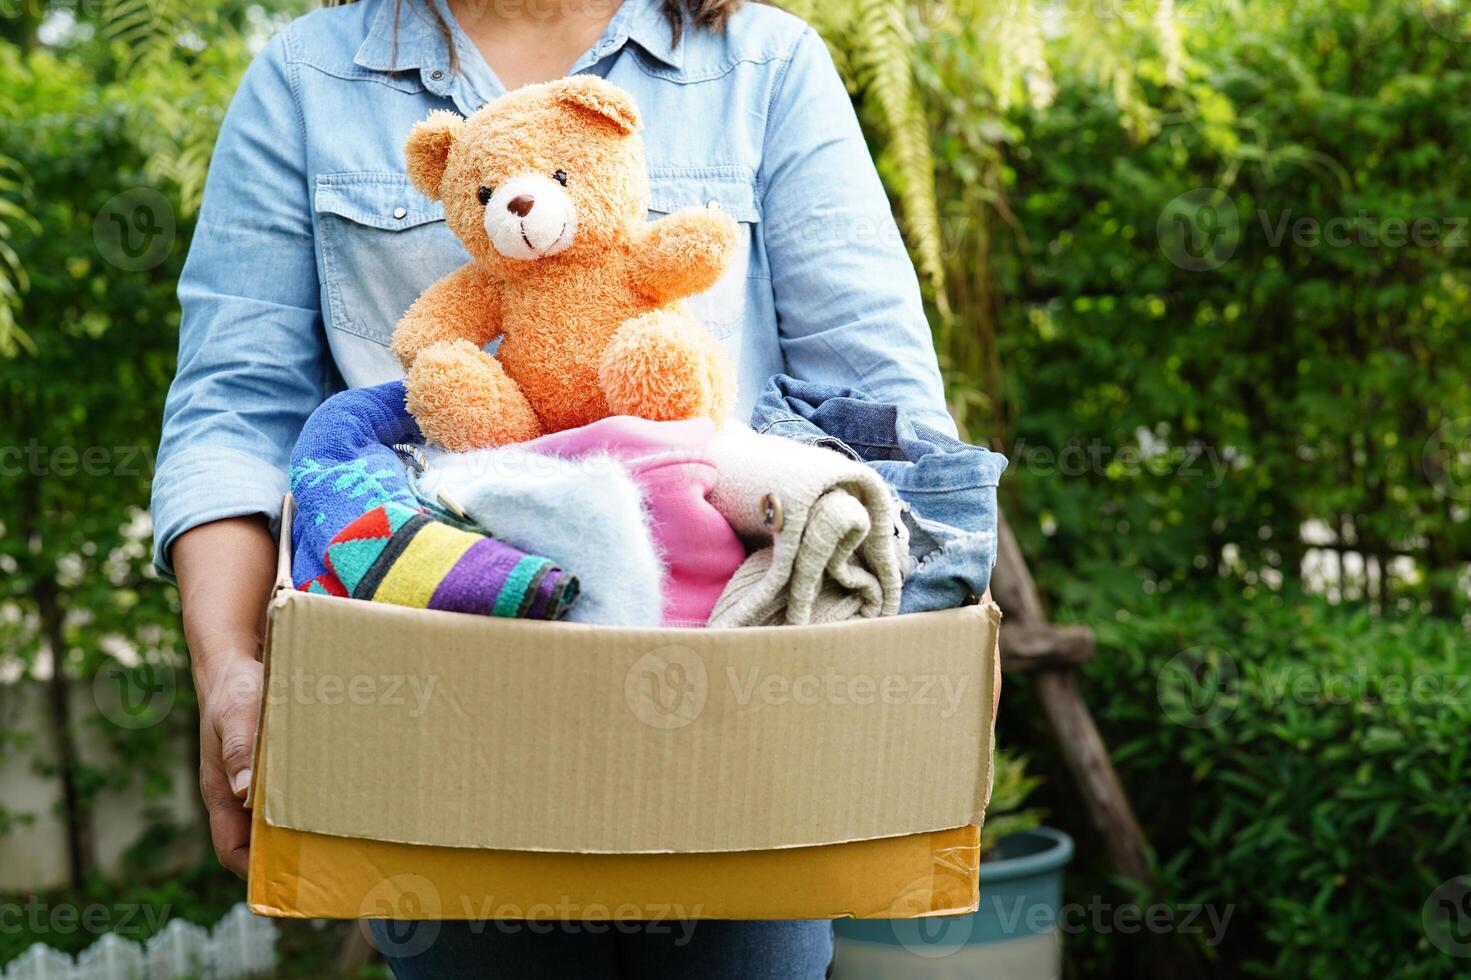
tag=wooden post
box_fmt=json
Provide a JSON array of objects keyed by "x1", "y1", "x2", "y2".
[{"x1": 337, "y1": 921, "x2": 380, "y2": 974}]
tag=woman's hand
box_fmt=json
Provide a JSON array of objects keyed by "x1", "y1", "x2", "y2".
[{"x1": 173, "y1": 516, "x2": 278, "y2": 878}]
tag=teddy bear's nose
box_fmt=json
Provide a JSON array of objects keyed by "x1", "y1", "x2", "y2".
[{"x1": 507, "y1": 195, "x2": 535, "y2": 217}]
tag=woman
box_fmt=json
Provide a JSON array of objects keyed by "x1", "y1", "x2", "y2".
[{"x1": 153, "y1": 0, "x2": 952, "y2": 975}]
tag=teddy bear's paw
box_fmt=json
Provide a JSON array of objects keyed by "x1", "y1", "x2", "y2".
[
  {"x1": 599, "y1": 310, "x2": 734, "y2": 423},
  {"x1": 406, "y1": 340, "x2": 544, "y2": 450}
]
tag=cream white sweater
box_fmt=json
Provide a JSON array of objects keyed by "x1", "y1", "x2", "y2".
[{"x1": 706, "y1": 423, "x2": 908, "y2": 627}]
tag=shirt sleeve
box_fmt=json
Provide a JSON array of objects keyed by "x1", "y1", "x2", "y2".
[
  {"x1": 150, "y1": 32, "x2": 328, "y2": 576},
  {"x1": 758, "y1": 27, "x2": 955, "y2": 436}
]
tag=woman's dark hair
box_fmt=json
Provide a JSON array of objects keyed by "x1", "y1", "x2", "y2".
[
  {"x1": 343, "y1": 1, "x2": 747, "y2": 74},
  {"x1": 663, "y1": 0, "x2": 744, "y2": 44}
]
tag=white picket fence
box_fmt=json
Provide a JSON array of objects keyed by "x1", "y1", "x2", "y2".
[{"x1": 2, "y1": 904, "x2": 277, "y2": 980}]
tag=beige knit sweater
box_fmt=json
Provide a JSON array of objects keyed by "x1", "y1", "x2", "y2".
[{"x1": 705, "y1": 423, "x2": 908, "y2": 627}]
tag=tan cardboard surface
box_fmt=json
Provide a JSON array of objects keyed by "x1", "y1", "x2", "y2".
[{"x1": 259, "y1": 591, "x2": 1000, "y2": 854}]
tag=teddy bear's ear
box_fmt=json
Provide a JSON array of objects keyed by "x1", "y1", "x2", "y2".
[
  {"x1": 404, "y1": 110, "x2": 465, "y2": 201},
  {"x1": 554, "y1": 76, "x2": 641, "y2": 136}
]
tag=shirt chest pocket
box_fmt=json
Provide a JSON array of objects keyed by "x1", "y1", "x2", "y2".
[
  {"x1": 647, "y1": 172, "x2": 760, "y2": 341},
  {"x1": 314, "y1": 173, "x2": 467, "y2": 347}
]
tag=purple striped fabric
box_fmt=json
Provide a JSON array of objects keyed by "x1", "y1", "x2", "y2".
[{"x1": 429, "y1": 537, "x2": 530, "y2": 615}]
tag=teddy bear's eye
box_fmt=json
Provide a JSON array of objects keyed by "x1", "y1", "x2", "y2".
[
  {"x1": 552, "y1": 170, "x2": 568, "y2": 187},
  {"x1": 477, "y1": 185, "x2": 494, "y2": 206}
]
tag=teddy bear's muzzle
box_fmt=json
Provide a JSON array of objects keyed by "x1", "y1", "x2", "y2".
[{"x1": 484, "y1": 173, "x2": 578, "y2": 261}]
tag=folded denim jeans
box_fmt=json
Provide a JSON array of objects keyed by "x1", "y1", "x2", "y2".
[{"x1": 751, "y1": 375, "x2": 1008, "y2": 614}]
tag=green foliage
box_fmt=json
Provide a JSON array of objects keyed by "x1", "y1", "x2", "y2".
[
  {"x1": 0, "y1": 0, "x2": 264, "y2": 883},
  {"x1": 1034, "y1": 586, "x2": 1471, "y2": 977},
  {"x1": 909, "y1": 0, "x2": 1471, "y2": 974},
  {"x1": 950, "y1": 0, "x2": 1471, "y2": 613},
  {"x1": 0, "y1": 153, "x2": 40, "y2": 355},
  {"x1": 907, "y1": 0, "x2": 1191, "y2": 430},
  {"x1": 980, "y1": 749, "x2": 1045, "y2": 856}
]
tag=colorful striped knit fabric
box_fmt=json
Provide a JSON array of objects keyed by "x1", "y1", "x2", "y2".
[
  {"x1": 305, "y1": 502, "x2": 578, "y2": 620},
  {"x1": 288, "y1": 381, "x2": 424, "y2": 587}
]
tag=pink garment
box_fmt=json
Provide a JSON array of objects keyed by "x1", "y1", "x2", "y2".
[{"x1": 523, "y1": 416, "x2": 746, "y2": 628}]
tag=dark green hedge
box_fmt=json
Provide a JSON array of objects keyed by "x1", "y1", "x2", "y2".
[
  {"x1": 1097, "y1": 588, "x2": 1467, "y2": 976},
  {"x1": 939, "y1": 3, "x2": 1471, "y2": 975},
  {"x1": 979, "y1": 0, "x2": 1471, "y2": 615}
]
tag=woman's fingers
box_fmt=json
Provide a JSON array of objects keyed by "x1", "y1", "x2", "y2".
[
  {"x1": 173, "y1": 516, "x2": 277, "y2": 879},
  {"x1": 199, "y1": 656, "x2": 264, "y2": 879},
  {"x1": 214, "y1": 659, "x2": 263, "y2": 797},
  {"x1": 201, "y1": 742, "x2": 253, "y2": 878}
]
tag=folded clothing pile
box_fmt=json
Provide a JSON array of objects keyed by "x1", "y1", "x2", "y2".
[
  {"x1": 705, "y1": 423, "x2": 906, "y2": 627},
  {"x1": 288, "y1": 382, "x2": 577, "y2": 620},
  {"x1": 287, "y1": 376, "x2": 1007, "y2": 628},
  {"x1": 751, "y1": 375, "x2": 1009, "y2": 614},
  {"x1": 413, "y1": 416, "x2": 744, "y2": 628}
]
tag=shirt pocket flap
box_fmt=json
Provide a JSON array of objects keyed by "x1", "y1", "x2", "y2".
[
  {"x1": 313, "y1": 173, "x2": 462, "y2": 347},
  {"x1": 315, "y1": 172, "x2": 444, "y2": 230},
  {"x1": 647, "y1": 171, "x2": 760, "y2": 224}
]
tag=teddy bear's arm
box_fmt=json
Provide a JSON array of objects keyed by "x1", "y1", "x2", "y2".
[
  {"x1": 628, "y1": 207, "x2": 738, "y2": 305},
  {"x1": 389, "y1": 264, "x2": 503, "y2": 369}
]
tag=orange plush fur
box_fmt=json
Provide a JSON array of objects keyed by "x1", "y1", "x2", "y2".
[{"x1": 391, "y1": 76, "x2": 737, "y2": 451}]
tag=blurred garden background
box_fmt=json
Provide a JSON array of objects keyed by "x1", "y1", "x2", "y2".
[{"x1": 1, "y1": 0, "x2": 1469, "y2": 976}]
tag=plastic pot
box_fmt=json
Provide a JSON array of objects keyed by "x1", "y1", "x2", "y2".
[{"x1": 832, "y1": 827, "x2": 1075, "y2": 979}]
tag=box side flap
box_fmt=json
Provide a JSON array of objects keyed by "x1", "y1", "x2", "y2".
[
  {"x1": 971, "y1": 601, "x2": 1003, "y2": 827},
  {"x1": 260, "y1": 597, "x2": 1000, "y2": 854},
  {"x1": 272, "y1": 493, "x2": 295, "y2": 598},
  {"x1": 243, "y1": 494, "x2": 297, "y2": 812}
]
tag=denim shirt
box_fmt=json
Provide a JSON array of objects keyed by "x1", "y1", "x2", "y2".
[{"x1": 151, "y1": 0, "x2": 952, "y2": 573}]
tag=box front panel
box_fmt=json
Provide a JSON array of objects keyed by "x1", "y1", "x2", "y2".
[{"x1": 260, "y1": 594, "x2": 1000, "y2": 854}]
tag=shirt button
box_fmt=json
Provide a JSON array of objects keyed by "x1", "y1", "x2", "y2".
[
  {"x1": 760, "y1": 493, "x2": 784, "y2": 532},
  {"x1": 393, "y1": 206, "x2": 408, "y2": 220},
  {"x1": 430, "y1": 69, "x2": 444, "y2": 81},
  {"x1": 706, "y1": 199, "x2": 721, "y2": 210}
]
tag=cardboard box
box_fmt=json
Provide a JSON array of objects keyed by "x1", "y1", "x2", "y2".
[{"x1": 248, "y1": 497, "x2": 1001, "y2": 920}]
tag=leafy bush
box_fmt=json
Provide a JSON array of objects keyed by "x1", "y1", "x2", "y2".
[
  {"x1": 980, "y1": 749, "x2": 1045, "y2": 857},
  {"x1": 0, "y1": 3, "x2": 268, "y2": 886},
  {"x1": 922, "y1": 0, "x2": 1471, "y2": 616},
  {"x1": 1011, "y1": 585, "x2": 1471, "y2": 977},
  {"x1": 916, "y1": 8, "x2": 1471, "y2": 967}
]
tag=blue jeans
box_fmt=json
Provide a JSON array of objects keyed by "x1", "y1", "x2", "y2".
[
  {"x1": 751, "y1": 375, "x2": 1008, "y2": 613},
  {"x1": 369, "y1": 918, "x2": 833, "y2": 979}
]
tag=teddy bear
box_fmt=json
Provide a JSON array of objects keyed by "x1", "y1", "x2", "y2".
[{"x1": 390, "y1": 76, "x2": 738, "y2": 451}]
